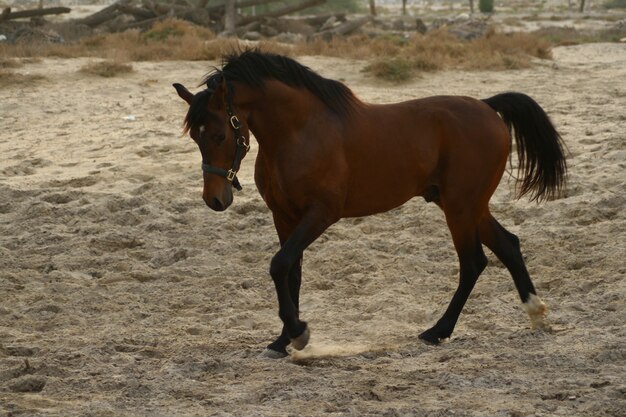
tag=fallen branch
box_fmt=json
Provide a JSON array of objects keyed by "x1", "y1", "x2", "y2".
[
  {"x1": 116, "y1": 4, "x2": 156, "y2": 21},
  {"x1": 326, "y1": 15, "x2": 372, "y2": 36},
  {"x1": 314, "y1": 15, "x2": 372, "y2": 40},
  {"x1": 0, "y1": 6, "x2": 70, "y2": 22},
  {"x1": 75, "y1": 0, "x2": 129, "y2": 27},
  {"x1": 206, "y1": 0, "x2": 284, "y2": 13},
  {"x1": 111, "y1": 15, "x2": 166, "y2": 32},
  {"x1": 296, "y1": 13, "x2": 346, "y2": 29},
  {"x1": 237, "y1": 0, "x2": 325, "y2": 26}
]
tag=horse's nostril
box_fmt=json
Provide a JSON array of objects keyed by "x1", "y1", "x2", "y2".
[{"x1": 210, "y1": 197, "x2": 225, "y2": 212}]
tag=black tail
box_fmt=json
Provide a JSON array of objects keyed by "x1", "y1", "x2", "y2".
[{"x1": 483, "y1": 92, "x2": 567, "y2": 202}]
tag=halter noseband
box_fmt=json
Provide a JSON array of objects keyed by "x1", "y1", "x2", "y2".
[{"x1": 201, "y1": 84, "x2": 250, "y2": 191}]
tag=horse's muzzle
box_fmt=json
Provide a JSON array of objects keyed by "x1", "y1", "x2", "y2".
[{"x1": 203, "y1": 195, "x2": 228, "y2": 212}]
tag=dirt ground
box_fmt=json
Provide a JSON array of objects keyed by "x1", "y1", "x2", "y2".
[{"x1": 1, "y1": 42, "x2": 625, "y2": 416}]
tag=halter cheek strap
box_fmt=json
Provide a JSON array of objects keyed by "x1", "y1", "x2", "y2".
[{"x1": 201, "y1": 112, "x2": 250, "y2": 191}]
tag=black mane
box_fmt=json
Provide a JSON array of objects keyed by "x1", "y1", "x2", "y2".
[
  {"x1": 184, "y1": 50, "x2": 360, "y2": 133},
  {"x1": 206, "y1": 50, "x2": 358, "y2": 114}
]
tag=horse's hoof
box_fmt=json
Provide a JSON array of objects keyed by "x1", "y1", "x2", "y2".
[
  {"x1": 418, "y1": 328, "x2": 447, "y2": 345},
  {"x1": 259, "y1": 348, "x2": 288, "y2": 359},
  {"x1": 290, "y1": 326, "x2": 310, "y2": 351}
]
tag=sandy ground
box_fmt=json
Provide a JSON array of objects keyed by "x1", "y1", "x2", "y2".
[{"x1": 1, "y1": 42, "x2": 625, "y2": 416}]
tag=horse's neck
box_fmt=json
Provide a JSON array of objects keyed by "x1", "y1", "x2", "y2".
[{"x1": 241, "y1": 81, "x2": 320, "y2": 152}]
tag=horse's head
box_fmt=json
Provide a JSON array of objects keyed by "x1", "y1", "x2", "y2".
[{"x1": 174, "y1": 79, "x2": 250, "y2": 212}]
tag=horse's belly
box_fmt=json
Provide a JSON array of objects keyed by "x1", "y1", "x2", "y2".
[
  {"x1": 341, "y1": 180, "x2": 424, "y2": 218},
  {"x1": 340, "y1": 145, "x2": 435, "y2": 217}
]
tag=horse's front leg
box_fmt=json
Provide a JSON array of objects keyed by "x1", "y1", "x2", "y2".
[
  {"x1": 266, "y1": 207, "x2": 335, "y2": 355},
  {"x1": 265, "y1": 255, "x2": 301, "y2": 358}
]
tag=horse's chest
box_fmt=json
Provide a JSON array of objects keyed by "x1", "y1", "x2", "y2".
[
  {"x1": 254, "y1": 155, "x2": 299, "y2": 218},
  {"x1": 253, "y1": 145, "x2": 346, "y2": 220}
]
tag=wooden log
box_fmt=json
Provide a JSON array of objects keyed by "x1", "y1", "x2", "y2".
[
  {"x1": 0, "y1": 6, "x2": 70, "y2": 22},
  {"x1": 76, "y1": 0, "x2": 129, "y2": 27},
  {"x1": 141, "y1": 1, "x2": 201, "y2": 17},
  {"x1": 237, "y1": 0, "x2": 325, "y2": 26},
  {"x1": 116, "y1": 4, "x2": 156, "y2": 20},
  {"x1": 178, "y1": 7, "x2": 212, "y2": 27},
  {"x1": 327, "y1": 15, "x2": 372, "y2": 36},
  {"x1": 111, "y1": 15, "x2": 166, "y2": 32},
  {"x1": 296, "y1": 13, "x2": 346, "y2": 28},
  {"x1": 314, "y1": 15, "x2": 372, "y2": 40},
  {"x1": 143, "y1": 1, "x2": 177, "y2": 16},
  {"x1": 256, "y1": 16, "x2": 315, "y2": 36},
  {"x1": 1, "y1": 7, "x2": 11, "y2": 22},
  {"x1": 127, "y1": 1, "x2": 212, "y2": 28},
  {"x1": 207, "y1": 0, "x2": 283, "y2": 13}
]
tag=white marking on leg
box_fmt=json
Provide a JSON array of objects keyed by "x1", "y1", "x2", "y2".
[
  {"x1": 290, "y1": 326, "x2": 310, "y2": 351},
  {"x1": 523, "y1": 293, "x2": 550, "y2": 330}
]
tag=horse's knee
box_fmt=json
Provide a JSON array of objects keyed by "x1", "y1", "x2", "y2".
[{"x1": 270, "y1": 250, "x2": 291, "y2": 279}]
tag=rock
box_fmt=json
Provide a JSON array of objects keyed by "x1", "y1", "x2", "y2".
[
  {"x1": 243, "y1": 31, "x2": 262, "y2": 41},
  {"x1": 274, "y1": 32, "x2": 305, "y2": 44},
  {"x1": 260, "y1": 24, "x2": 278, "y2": 37},
  {"x1": 392, "y1": 19, "x2": 405, "y2": 31}
]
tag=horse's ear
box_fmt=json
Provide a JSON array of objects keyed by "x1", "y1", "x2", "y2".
[{"x1": 173, "y1": 83, "x2": 194, "y2": 105}]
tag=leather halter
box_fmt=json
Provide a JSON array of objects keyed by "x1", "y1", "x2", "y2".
[{"x1": 201, "y1": 95, "x2": 250, "y2": 191}]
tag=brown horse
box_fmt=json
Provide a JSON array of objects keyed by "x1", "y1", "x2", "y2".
[{"x1": 174, "y1": 50, "x2": 566, "y2": 358}]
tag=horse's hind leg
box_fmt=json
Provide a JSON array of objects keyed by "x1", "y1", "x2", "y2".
[
  {"x1": 419, "y1": 208, "x2": 488, "y2": 344},
  {"x1": 478, "y1": 213, "x2": 550, "y2": 330}
]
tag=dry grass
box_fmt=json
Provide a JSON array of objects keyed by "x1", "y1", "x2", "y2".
[
  {"x1": 0, "y1": 19, "x2": 216, "y2": 61},
  {"x1": 365, "y1": 57, "x2": 415, "y2": 83},
  {"x1": 0, "y1": 70, "x2": 47, "y2": 88},
  {"x1": 533, "y1": 25, "x2": 626, "y2": 45},
  {"x1": 0, "y1": 58, "x2": 23, "y2": 69},
  {"x1": 299, "y1": 28, "x2": 551, "y2": 81},
  {"x1": 0, "y1": 19, "x2": 295, "y2": 62},
  {"x1": 0, "y1": 19, "x2": 554, "y2": 82},
  {"x1": 79, "y1": 60, "x2": 134, "y2": 77}
]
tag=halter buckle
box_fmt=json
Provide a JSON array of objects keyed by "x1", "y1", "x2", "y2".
[
  {"x1": 237, "y1": 136, "x2": 250, "y2": 152},
  {"x1": 226, "y1": 169, "x2": 237, "y2": 182},
  {"x1": 230, "y1": 115, "x2": 241, "y2": 130}
]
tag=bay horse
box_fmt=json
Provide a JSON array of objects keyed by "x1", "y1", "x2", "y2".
[{"x1": 174, "y1": 50, "x2": 566, "y2": 358}]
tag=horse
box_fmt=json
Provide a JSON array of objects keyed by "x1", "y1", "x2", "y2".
[{"x1": 173, "y1": 50, "x2": 567, "y2": 358}]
